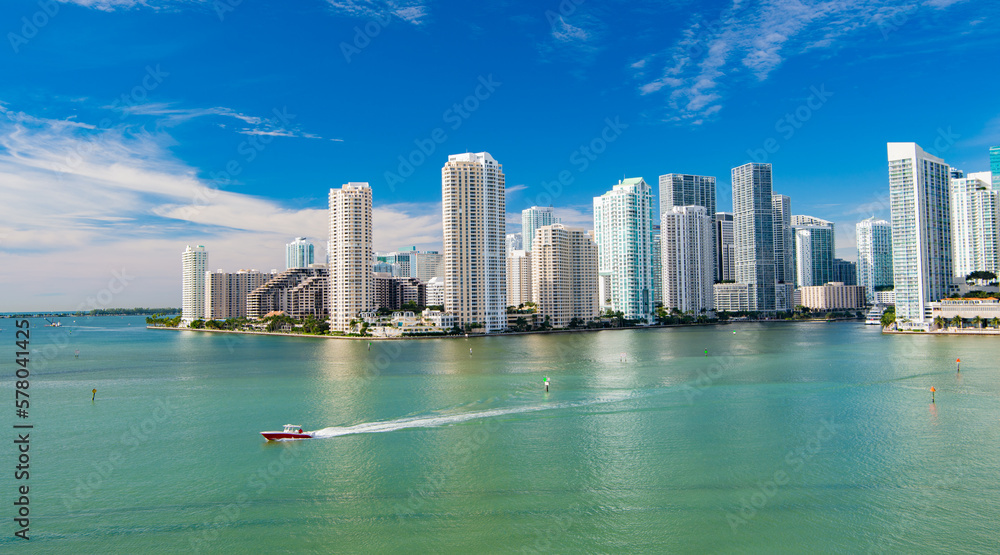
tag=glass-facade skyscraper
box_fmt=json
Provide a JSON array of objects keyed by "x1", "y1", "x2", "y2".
[
  {"x1": 521, "y1": 206, "x2": 558, "y2": 252},
  {"x1": 659, "y1": 173, "x2": 717, "y2": 282},
  {"x1": 731, "y1": 163, "x2": 776, "y2": 311},
  {"x1": 990, "y1": 145, "x2": 1000, "y2": 189},
  {"x1": 286, "y1": 237, "x2": 314, "y2": 269}
]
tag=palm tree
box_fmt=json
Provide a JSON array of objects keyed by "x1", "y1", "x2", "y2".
[
  {"x1": 991, "y1": 317, "x2": 1000, "y2": 329},
  {"x1": 933, "y1": 316, "x2": 945, "y2": 330},
  {"x1": 951, "y1": 315, "x2": 962, "y2": 329},
  {"x1": 972, "y1": 315, "x2": 983, "y2": 329}
]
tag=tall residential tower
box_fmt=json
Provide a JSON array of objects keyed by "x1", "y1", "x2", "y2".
[
  {"x1": 443, "y1": 152, "x2": 507, "y2": 332},
  {"x1": 594, "y1": 178, "x2": 655, "y2": 320},
  {"x1": 181, "y1": 245, "x2": 207, "y2": 322},
  {"x1": 887, "y1": 142, "x2": 953, "y2": 325},
  {"x1": 856, "y1": 217, "x2": 893, "y2": 303},
  {"x1": 328, "y1": 182, "x2": 374, "y2": 332}
]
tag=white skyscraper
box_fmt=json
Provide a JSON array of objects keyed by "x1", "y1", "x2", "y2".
[
  {"x1": 594, "y1": 177, "x2": 655, "y2": 321},
  {"x1": 950, "y1": 175, "x2": 999, "y2": 278},
  {"x1": 791, "y1": 215, "x2": 835, "y2": 287},
  {"x1": 286, "y1": 237, "x2": 314, "y2": 270},
  {"x1": 856, "y1": 217, "x2": 894, "y2": 303},
  {"x1": 531, "y1": 224, "x2": 599, "y2": 328},
  {"x1": 888, "y1": 142, "x2": 953, "y2": 325},
  {"x1": 661, "y1": 206, "x2": 714, "y2": 313},
  {"x1": 506, "y1": 249, "x2": 532, "y2": 307},
  {"x1": 521, "y1": 206, "x2": 558, "y2": 252},
  {"x1": 732, "y1": 163, "x2": 776, "y2": 311},
  {"x1": 660, "y1": 173, "x2": 717, "y2": 281},
  {"x1": 651, "y1": 223, "x2": 662, "y2": 306},
  {"x1": 443, "y1": 152, "x2": 507, "y2": 332},
  {"x1": 182, "y1": 245, "x2": 207, "y2": 322},
  {"x1": 328, "y1": 182, "x2": 374, "y2": 333}
]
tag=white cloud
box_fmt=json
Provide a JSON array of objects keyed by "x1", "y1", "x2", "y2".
[
  {"x1": 0, "y1": 105, "x2": 437, "y2": 311},
  {"x1": 636, "y1": 0, "x2": 964, "y2": 123},
  {"x1": 325, "y1": 0, "x2": 429, "y2": 25},
  {"x1": 122, "y1": 103, "x2": 323, "y2": 139}
]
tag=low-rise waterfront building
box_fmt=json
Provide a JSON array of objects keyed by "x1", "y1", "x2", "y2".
[
  {"x1": 797, "y1": 282, "x2": 866, "y2": 310},
  {"x1": 930, "y1": 298, "x2": 1000, "y2": 327},
  {"x1": 714, "y1": 283, "x2": 752, "y2": 312}
]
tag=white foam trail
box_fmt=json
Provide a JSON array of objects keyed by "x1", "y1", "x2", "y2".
[{"x1": 309, "y1": 390, "x2": 635, "y2": 439}]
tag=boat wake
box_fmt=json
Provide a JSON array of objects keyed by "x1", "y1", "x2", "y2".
[{"x1": 309, "y1": 390, "x2": 636, "y2": 439}]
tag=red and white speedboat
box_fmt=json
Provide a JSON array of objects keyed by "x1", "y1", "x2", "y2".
[{"x1": 260, "y1": 424, "x2": 313, "y2": 441}]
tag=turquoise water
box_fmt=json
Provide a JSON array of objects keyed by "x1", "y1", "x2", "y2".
[{"x1": 3, "y1": 317, "x2": 998, "y2": 553}]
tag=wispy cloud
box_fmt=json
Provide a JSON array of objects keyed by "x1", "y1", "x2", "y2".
[
  {"x1": 56, "y1": 0, "x2": 197, "y2": 11},
  {"x1": 325, "y1": 0, "x2": 430, "y2": 25},
  {"x1": 505, "y1": 184, "x2": 529, "y2": 196},
  {"x1": 636, "y1": 0, "x2": 965, "y2": 124},
  {"x1": 121, "y1": 103, "x2": 324, "y2": 139},
  {"x1": 0, "y1": 104, "x2": 431, "y2": 310}
]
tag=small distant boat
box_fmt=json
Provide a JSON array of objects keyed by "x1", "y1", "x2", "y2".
[
  {"x1": 44, "y1": 318, "x2": 61, "y2": 327},
  {"x1": 260, "y1": 424, "x2": 312, "y2": 441}
]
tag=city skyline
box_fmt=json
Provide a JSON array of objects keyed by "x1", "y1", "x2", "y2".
[{"x1": 3, "y1": 0, "x2": 1000, "y2": 310}]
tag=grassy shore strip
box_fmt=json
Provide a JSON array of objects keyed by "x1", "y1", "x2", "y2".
[{"x1": 147, "y1": 318, "x2": 862, "y2": 340}]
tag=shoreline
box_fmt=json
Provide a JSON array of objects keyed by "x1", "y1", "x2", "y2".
[
  {"x1": 883, "y1": 329, "x2": 1000, "y2": 336},
  {"x1": 147, "y1": 317, "x2": 864, "y2": 340}
]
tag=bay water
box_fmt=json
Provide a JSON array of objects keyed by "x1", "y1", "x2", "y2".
[{"x1": 3, "y1": 317, "x2": 998, "y2": 553}]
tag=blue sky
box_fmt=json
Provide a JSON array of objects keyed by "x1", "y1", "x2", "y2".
[{"x1": 2, "y1": 0, "x2": 999, "y2": 310}]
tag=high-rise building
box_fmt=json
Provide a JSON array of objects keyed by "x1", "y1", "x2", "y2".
[
  {"x1": 505, "y1": 233, "x2": 523, "y2": 256},
  {"x1": 950, "y1": 175, "x2": 999, "y2": 278},
  {"x1": 661, "y1": 206, "x2": 714, "y2": 314},
  {"x1": 651, "y1": 223, "x2": 662, "y2": 306},
  {"x1": 181, "y1": 245, "x2": 207, "y2": 322},
  {"x1": 531, "y1": 224, "x2": 599, "y2": 328},
  {"x1": 990, "y1": 146, "x2": 1000, "y2": 189},
  {"x1": 888, "y1": 142, "x2": 953, "y2": 325},
  {"x1": 732, "y1": 163, "x2": 776, "y2": 311},
  {"x1": 206, "y1": 269, "x2": 274, "y2": 319},
  {"x1": 329, "y1": 182, "x2": 374, "y2": 332},
  {"x1": 772, "y1": 194, "x2": 793, "y2": 283},
  {"x1": 715, "y1": 212, "x2": 735, "y2": 282},
  {"x1": 791, "y1": 215, "x2": 835, "y2": 287},
  {"x1": 521, "y1": 206, "x2": 558, "y2": 252},
  {"x1": 247, "y1": 267, "x2": 328, "y2": 319},
  {"x1": 856, "y1": 217, "x2": 894, "y2": 303},
  {"x1": 506, "y1": 249, "x2": 532, "y2": 307},
  {"x1": 659, "y1": 173, "x2": 717, "y2": 281},
  {"x1": 594, "y1": 178, "x2": 655, "y2": 321},
  {"x1": 832, "y1": 259, "x2": 857, "y2": 286},
  {"x1": 443, "y1": 152, "x2": 507, "y2": 333},
  {"x1": 411, "y1": 251, "x2": 444, "y2": 282},
  {"x1": 286, "y1": 237, "x2": 314, "y2": 270}
]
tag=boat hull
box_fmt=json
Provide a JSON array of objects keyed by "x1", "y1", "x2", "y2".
[{"x1": 260, "y1": 432, "x2": 313, "y2": 441}]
